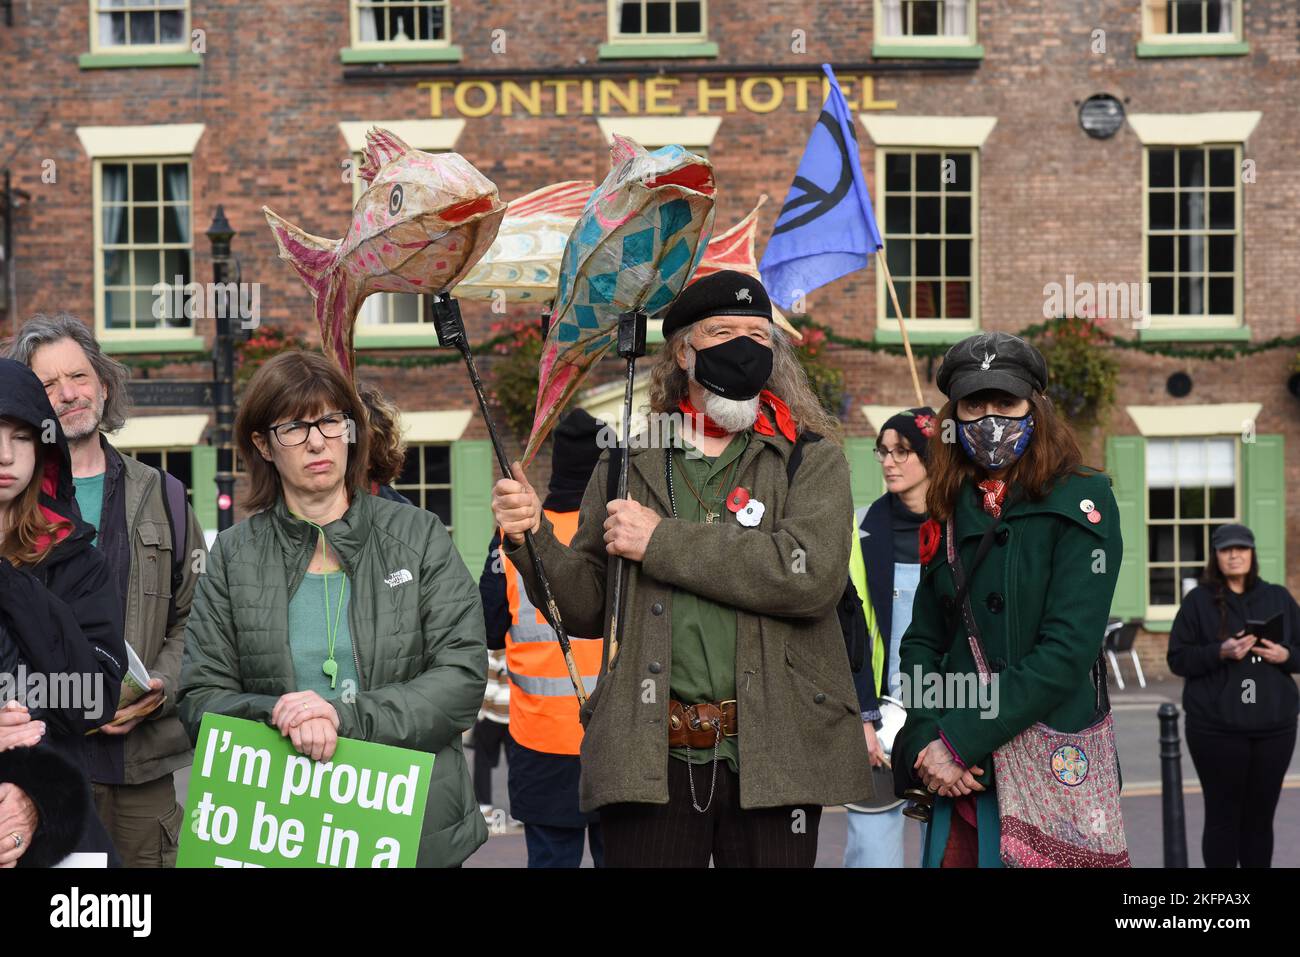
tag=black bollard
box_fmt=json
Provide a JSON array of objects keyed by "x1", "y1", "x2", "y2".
[{"x1": 1158, "y1": 703, "x2": 1189, "y2": 868}]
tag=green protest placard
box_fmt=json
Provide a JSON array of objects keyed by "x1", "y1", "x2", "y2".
[{"x1": 177, "y1": 713, "x2": 434, "y2": 868}]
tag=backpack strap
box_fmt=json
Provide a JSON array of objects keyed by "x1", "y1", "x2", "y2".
[
  {"x1": 785, "y1": 430, "x2": 822, "y2": 485},
  {"x1": 155, "y1": 467, "x2": 188, "y2": 623}
]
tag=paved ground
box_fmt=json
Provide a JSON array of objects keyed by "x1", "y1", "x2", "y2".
[{"x1": 176, "y1": 675, "x2": 1300, "y2": 868}]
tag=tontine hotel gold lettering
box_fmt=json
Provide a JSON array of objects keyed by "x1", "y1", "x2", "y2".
[{"x1": 417, "y1": 75, "x2": 897, "y2": 118}]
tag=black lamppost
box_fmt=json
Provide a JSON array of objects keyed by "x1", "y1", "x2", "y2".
[{"x1": 206, "y1": 206, "x2": 237, "y2": 532}]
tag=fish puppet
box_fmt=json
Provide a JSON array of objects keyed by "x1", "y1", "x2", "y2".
[
  {"x1": 521, "y1": 136, "x2": 717, "y2": 466},
  {"x1": 457, "y1": 184, "x2": 797, "y2": 342},
  {"x1": 263, "y1": 128, "x2": 506, "y2": 375},
  {"x1": 456, "y1": 180, "x2": 595, "y2": 304}
]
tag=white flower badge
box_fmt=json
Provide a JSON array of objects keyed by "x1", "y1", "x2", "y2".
[{"x1": 736, "y1": 499, "x2": 765, "y2": 527}]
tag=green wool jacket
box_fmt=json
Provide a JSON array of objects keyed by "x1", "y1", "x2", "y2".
[
  {"x1": 178, "y1": 492, "x2": 488, "y2": 867},
  {"x1": 504, "y1": 427, "x2": 875, "y2": 813},
  {"x1": 896, "y1": 470, "x2": 1123, "y2": 795}
]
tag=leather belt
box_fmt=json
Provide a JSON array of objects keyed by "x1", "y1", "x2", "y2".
[{"x1": 668, "y1": 699, "x2": 738, "y2": 748}]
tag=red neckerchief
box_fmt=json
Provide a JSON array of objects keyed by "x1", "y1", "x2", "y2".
[
  {"x1": 677, "y1": 389, "x2": 797, "y2": 442},
  {"x1": 977, "y1": 479, "x2": 1008, "y2": 519}
]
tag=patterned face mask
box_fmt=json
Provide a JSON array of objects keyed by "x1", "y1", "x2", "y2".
[{"x1": 957, "y1": 413, "x2": 1035, "y2": 471}]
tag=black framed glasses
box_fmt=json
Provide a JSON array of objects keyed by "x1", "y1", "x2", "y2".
[
  {"x1": 873, "y1": 445, "x2": 915, "y2": 464},
  {"x1": 267, "y1": 412, "x2": 352, "y2": 448}
]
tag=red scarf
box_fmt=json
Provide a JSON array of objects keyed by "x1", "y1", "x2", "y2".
[
  {"x1": 977, "y1": 479, "x2": 1008, "y2": 519},
  {"x1": 678, "y1": 389, "x2": 797, "y2": 442}
]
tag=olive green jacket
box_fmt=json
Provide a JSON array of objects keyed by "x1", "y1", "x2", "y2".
[
  {"x1": 114, "y1": 449, "x2": 204, "y2": 785},
  {"x1": 895, "y1": 470, "x2": 1123, "y2": 784},
  {"x1": 505, "y1": 427, "x2": 875, "y2": 813},
  {"x1": 178, "y1": 492, "x2": 488, "y2": 867}
]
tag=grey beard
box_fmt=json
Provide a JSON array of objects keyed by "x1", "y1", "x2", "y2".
[{"x1": 685, "y1": 347, "x2": 759, "y2": 433}]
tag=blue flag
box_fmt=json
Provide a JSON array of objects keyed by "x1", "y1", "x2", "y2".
[{"x1": 759, "y1": 64, "x2": 883, "y2": 311}]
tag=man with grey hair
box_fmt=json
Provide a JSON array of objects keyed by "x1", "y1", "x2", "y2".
[
  {"x1": 7, "y1": 313, "x2": 202, "y2": 867},
  {"x1": 491, "y1": 271, "x2": 872, "y2": 867}
]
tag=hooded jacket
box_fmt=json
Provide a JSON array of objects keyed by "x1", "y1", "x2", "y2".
[{"x1": 0, "y1": 357, "x2": 127, "y2": 865}]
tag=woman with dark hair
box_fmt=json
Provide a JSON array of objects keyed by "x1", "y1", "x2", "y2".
[
  {"x1": 1168, "y1": 523, "x2": 1299, "y2": 867},
  {"x1": 844, "y1": 406, "x2": 936, "y2": 868},
  {"x1": 894, "y1": 332, "x2": 1126, "y2": 868},
  {"x1": 0, "y1": 358, "x2": 126, "y2": 867},
  {"x1": 179, "y1": 350, "x2": 488, "y2": 867},
  {"x1": 357, "y1": 383, "x2": 413, "y2": 506}
]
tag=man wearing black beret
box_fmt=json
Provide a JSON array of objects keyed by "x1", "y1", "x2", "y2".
[{"x1": 492, "y1": 269, "x2": 874, "y2": 867}]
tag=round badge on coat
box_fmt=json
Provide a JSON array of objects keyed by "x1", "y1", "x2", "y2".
[
  {"x1": 726, "y1": 486, "x2": 750, "y2": 513},
  {"x1": 1079, "y1": 499, "x2": 1095, "y2": 513},
  {"x1": 736, "y1": 499, "x2": 765, "y2": 527}
]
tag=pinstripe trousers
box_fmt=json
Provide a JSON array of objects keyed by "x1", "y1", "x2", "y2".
[{"x1": 599, "y1": 757, "x2": 821, "y2": 867}]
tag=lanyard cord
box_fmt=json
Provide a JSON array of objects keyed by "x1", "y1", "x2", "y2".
[{"x1": 297, "y1": 517, "x2": 347, "y2": 689}]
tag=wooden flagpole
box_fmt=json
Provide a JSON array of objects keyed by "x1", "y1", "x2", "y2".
[{"x1": 875, "y1": 247, "x2": 925, "y2": 407}]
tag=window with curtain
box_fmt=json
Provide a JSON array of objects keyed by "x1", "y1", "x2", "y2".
[
  {"x1": 120, "y1": 448, "x2": 195, "y2": 506},
  {"x1": 1145, "y1": 0, "x2": 1236, "y2": 38},
  {"x1": 353, "y1": 0, "x2": 449, "y2": 44},
  {"x1": 394, "y1": 443, "x2": 453, "y2": 528},
  {"x1": 1146, "y1": 436, "x2": 1238, "y2": 608},
  {"x1": 612, "y1": 0, "x2": 705, "y2": 38},
  {"x1": 94, "y1": 0, "x2": 189, "y2": 49},
  {"x1": 98, "y1": 159, "x2": 192, "y2": 334},
  {"x1": 877, "y1": 0, "x2": 973, "y2": 39},
  {"x1": 880, "y1": 149, "x2": 976, "y2": 323},
  {"x1": 1145, "y1": 145, "x2": 1239, "y2": 322},
  {"x1": 350, "y1": 151, "x2": 430, "y2": 329}
]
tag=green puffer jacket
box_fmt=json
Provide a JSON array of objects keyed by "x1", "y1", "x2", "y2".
[{"x1": 178, "y1": 491, "x2": 488, "y2": 868}]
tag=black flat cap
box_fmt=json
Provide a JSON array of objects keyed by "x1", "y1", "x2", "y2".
[
  {"x1": 1211, "y1": 523, "x2": 1255, "y2": 551},
  {"x1": 936, "y1": 332, "x2": 1048, "y2": 403},
  {"x1": 662, "y1": 270, "x2": 772, "y2": 339}
]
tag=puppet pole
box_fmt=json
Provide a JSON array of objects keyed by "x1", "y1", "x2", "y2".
[
  {"x1": 875, "y1": 248, "x2": 925, "y2": 407},
  {"x1": 431, "y1": 293, "x2": 588, "y2": 707},
  {"x1": 606, "y1": 309, "x2": 647, "y2": 666}
]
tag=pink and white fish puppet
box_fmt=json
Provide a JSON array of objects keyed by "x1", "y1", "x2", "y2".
[{"x1": 263, "y1": 128, "x2": 506, "y2": 375}]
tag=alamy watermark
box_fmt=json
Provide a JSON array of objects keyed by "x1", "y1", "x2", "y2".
[
  {"x1": 1043, "y1": 273, "x2": 1151, "y2": 329},
  {"x1": 151, "y1": 276, "x2": 262, "y2": 329},
  {"x1": 892, "y1": 666, "x2": 1000, "y2": 720},
  {"x1": 1, "y1": 668, "x2": 106, "y2": 721}
]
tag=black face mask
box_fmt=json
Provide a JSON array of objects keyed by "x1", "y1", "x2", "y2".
[{"x1": 691, "y1": 335, "x2": 773, "y2": 401}]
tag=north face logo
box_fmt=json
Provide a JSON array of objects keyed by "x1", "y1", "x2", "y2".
[
  {"x1": 735, "y1": 288, "x2": 753, "y2": 303},
  {"x1": 384, "y1": 569, "x2": 413, "y2": 588}
]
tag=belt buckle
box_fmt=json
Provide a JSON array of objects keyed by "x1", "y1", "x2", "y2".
[{"x1": 719, "y1": 699, "x2": 738, "y2": 737}]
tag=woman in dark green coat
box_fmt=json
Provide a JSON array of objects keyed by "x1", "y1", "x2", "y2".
[
  {"x1": 179, "y1": 351, "x2": 488, "y2": 867},
  {"x1": 894, "y1": 332, "x2": 1124, "y2": 868}
]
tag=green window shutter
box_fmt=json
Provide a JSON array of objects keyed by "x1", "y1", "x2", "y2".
[
  {"x1": 1105, "y1": 435, "x2": 1147, "y2": 620},
  {"x1": 844, "y1": 436, "x2": 884, "y2": 509},
  {"x1": 450, "y1": 439, "x2": 495, "y2": 574},
  {"x1": 1243, "y1": 435, "x2": 1286, "y2": 586},
  {"x1": 190, "y1": 444, "x2": 218, "y2": 533}
]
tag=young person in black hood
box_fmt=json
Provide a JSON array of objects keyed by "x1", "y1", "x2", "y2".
[
  {"x1": 845, "y1": 406, "x2": 935, "y2": 868},
  {"x1": 478, "y1": 408, "x2": 606, "y2": 866},
  {"x1": 1168, "y1": 522, "x2": 1300, "y2": 868},
  {"x1": 0, "y1": 357, "x2": 126, "y2": 866}
]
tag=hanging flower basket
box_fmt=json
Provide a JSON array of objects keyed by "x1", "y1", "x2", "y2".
[
  {"x1": 236, "y1": 326, "x2": 309, "y2": 388},
  {"x1": 1029, "y1": 316, "x2": 1119, "y2": 427}
]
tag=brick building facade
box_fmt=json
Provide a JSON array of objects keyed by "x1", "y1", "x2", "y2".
[{"x1": 2, "y1": 1, "x2": 1297, "y2": 673}]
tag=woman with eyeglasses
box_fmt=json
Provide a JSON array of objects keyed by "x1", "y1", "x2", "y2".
[
  {"x1": 178, "y1": 350, "x2": 488, "y2": 867},
  {"x1": 843, "y1": 407, "x2": 936, "y2": 868}
]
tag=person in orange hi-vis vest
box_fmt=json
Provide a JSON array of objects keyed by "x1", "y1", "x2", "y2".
[{"x1": 478, "y1": 409, "x2": 605, "y2": 867}]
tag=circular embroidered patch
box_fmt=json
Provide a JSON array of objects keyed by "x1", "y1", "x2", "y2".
[{"x1": 1051, "y1": 744, "x2": 1089, "y2": 786}]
